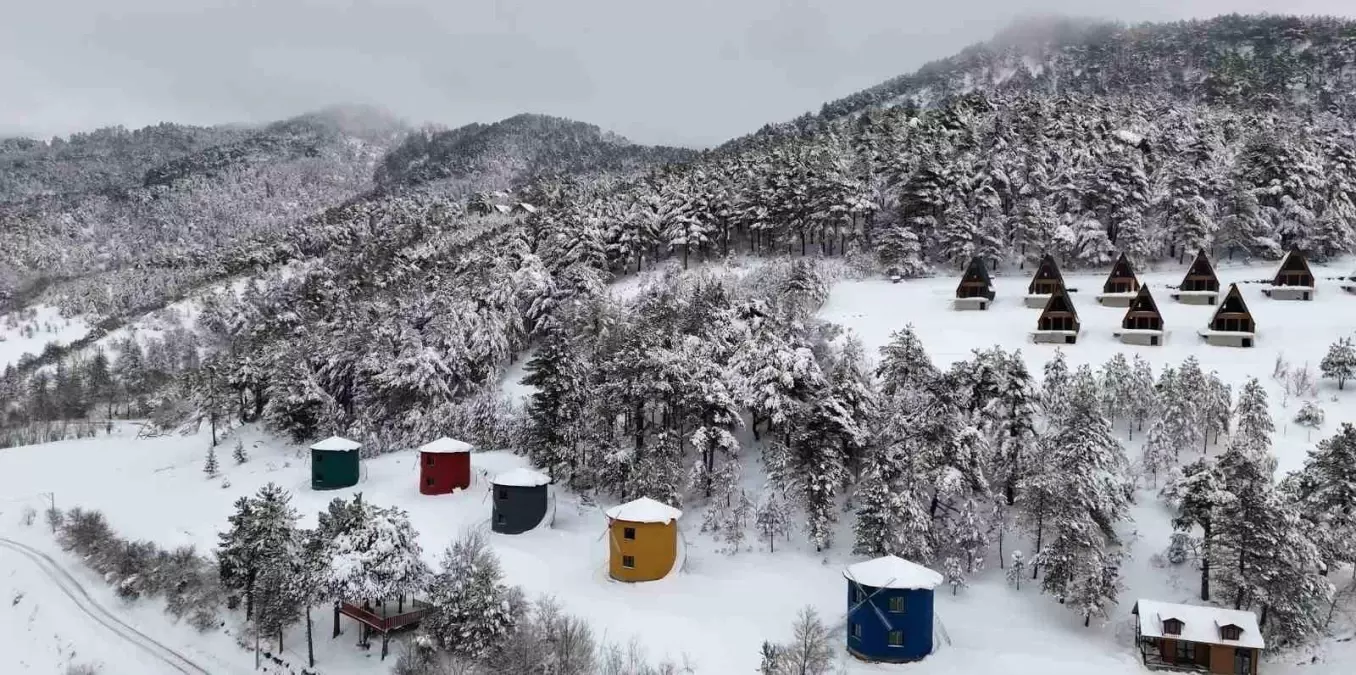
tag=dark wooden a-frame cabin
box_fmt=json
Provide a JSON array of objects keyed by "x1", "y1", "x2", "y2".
[
  {"x1": 1025, "y1": 254, "x2": 1067, "y2": 307},
  {"x1": 1033, "y1": 286, "x2": 1080, "y2": 343},
  {"x1": 1117, "y1": 287, "x2": 1165, "y2": 346},
  {"x1": 1264, "y1": 250, "x2": 1316, "y2": 300},
  {"x1": 1201, "y1": 284, "x2": 1256, "y2": 347},
  {"x1": 1103, "y1": 253, "x2": 1141, "y2": 294},
  {"x1": 954, "y1": 257, "x2": 996, "y2": 310},
  {"x1": 1172, "y1": 250, "x2": 1221, "y2": 305}
]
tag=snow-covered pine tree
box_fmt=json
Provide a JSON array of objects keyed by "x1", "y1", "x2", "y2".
[
  {"x1": 204, "y1": 445, "x2": 219, "y2": 478},
  {"x1": 1294, "y1": 401, "x2": 1326, "y2": 439},
  {"x1": 1232, "y1": 377, "x2": 1275, "y2": 464},
  {"x1": 1126, "y1": 355, "x2": 1157, "y2": 439},
  {"x1": 421, "y1": 530, "x2": 520, "y2": 659},
  {"x1": 232, "y1": 438, "x2": 248, "y2": 464},
  {"x1": 325, "y1": 499, "x2": 430, "y2": 607},
  {"x1": 521, "y1": 324, "x2": 587, "y2": 483},
  {"x1": 1283, "y1": 424, "x2": 1356, "y2": 577},
  {"x1": 1203, "y1": 373, "x2": 1232, "y2": 447},
  {"x1": 875, "y1": 326, "x2": 937, "y2": 396},
  {"x1": 1098, "y1": 353, "x2": 1132, "y2": 429},
  {"x1": 827, "y1": 335, "x2": 879, "y2": 483},
  {"x1": 1006, "y1": 551, "x2": 1026, "y2": 590},
  {"x1": 944, "y1": 556, "x2": 968, "y2": 596},
  {"x1": 755, "y1": 490, "x2": 792, "y2": 553},
  {"x1": 1176, "y1": 357, "x2": 1210, "y2": 452},
  {"x1": 1320, "y1": 337, "x2": 1356, "y2": 390},
  {"x1": 852, "y1": 394, "x2": 934, "y2": 561},
  {"x1": 252, "y1": 488, "x2": 303, "y2": 650},
  {"x1": 994, "y1": 351, "x2": 1039, "y2": 506},
  {"x1": 1041, "y1": 349, "x2": 1071, "y2": 419},
  {"x1": 1161, "y1": 458, "x2": 1226, "y2": 601}
]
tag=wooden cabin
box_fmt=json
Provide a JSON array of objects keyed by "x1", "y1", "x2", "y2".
[
  {"x1": 1032, "y1": 286, "x2": 1080, "y2": 344},
  {"x1": 954, "y1": 257, "x2": 996, "y2": 310},
  {"x1": 605, "y1": 498, "x2": 683, "y2": 582},
  {"x1": 1132, "y1": 600, "x2": 1262, "y2": 675},
  {"x1": 1025, "y1": 254, "x2": 1067, "y2": 308},
  {"x1": 1097, "y1": 253, "x2": 1141, "y2": 307},
  {"x1": 1199, "y1": 284, "x2": 1255, "y2": 348},
  {"x1": 1114, "y1": 286, "x2": 1165, "y2": 346},
  {"x1": 845, "y1": 556, "x2": 943, "y2": 664},
  {"x1": 1341, "y1": 271, "x2": 1356, "y2": 294},
  {"x1": 1171, "y1": 250, "x2": 1221, "y2": 305},
  {"x1": 1262, "y1": 250, "x2": 1315, "y2": 301}
]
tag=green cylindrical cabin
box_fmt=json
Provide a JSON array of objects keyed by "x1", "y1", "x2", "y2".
[{"x1": 310, "y1": 436, "x2": 361, "y2": 490}]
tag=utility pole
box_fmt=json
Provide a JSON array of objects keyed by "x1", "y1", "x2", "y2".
[{"x1": 42, "y1": 493, "x2": 55, "y2": 533}]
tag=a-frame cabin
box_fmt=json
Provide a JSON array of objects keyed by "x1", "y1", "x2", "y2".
[
  {"x1": 1171, "y1": 250, "x2": 1221, "y2": 305},
  {"x1": 954, "y1": 257, "x2": 996, "y2": 310},
  {"x1": 1097, "y1": 253, "x2": 1142, "y2": 307},
  {"x1": 1263, "y1": 250, "x2": 1316, "y2": 301},
  {"x1": 1032, "y1": 286, "x2": 1080, "y2": 344},
  {"x1": 1199, "y1": 284, "x2": 1256, "y2": 348},
  {"x1": 1115, "y1": 286, "x2": 1165, "y2": 346},
  {"x1": 1025, "y1": 254, "x2": 1067, "y2": 308},
  {"x1": 1342, "y1": 270, "x2": 1356, "y2": 294}
]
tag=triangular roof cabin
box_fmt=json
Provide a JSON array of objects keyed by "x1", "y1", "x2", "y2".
[
  {"x1": 1272, "y1": 249, "x2": 1315, "y2": 288},
  {"x1": 1180, "y1": 250, "x2": 1220, "y2": 293},
  {"x1": 1208, "y1": 284, "x2": 1255, "y2": 333},
  {"x1": 1037, "y1": 286, "x2": 1080, "y2": 332},
  {"x1": 1028, "y1": 254, "x2": 1066, "y2": 295},
  {"x1": 956, "y1": 257, "x2": 996, "y2": 300},
  {"x1": 1122, "y1": 286, "x2": 1164, "y2": 331},
  {"x1": 1103, "y1": 253, "x2": 1141, "y2": 294}
]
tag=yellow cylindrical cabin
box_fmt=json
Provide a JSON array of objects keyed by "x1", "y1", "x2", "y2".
[{"x1": 604, "y1": 497, "x2": 683, "y2": 583}]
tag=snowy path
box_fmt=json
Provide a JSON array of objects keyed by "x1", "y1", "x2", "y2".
[{"x1": 0, "y1": 538, "x2": 212, "y2": 675}]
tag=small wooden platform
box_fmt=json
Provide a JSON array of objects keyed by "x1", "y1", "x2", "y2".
[{"x1": 333, "y1": 598, "x2": 434, "y2": 659}]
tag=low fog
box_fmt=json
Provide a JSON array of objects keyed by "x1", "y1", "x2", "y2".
[{"x1": 2, "y1": 0, "x2": 1354, "y2": 146}]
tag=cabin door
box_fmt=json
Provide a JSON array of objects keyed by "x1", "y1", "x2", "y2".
[{"x1": 1233, "y1": 649, "x2": 1252, "y2": 675}]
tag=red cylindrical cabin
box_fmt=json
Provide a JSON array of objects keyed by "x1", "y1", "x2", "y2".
[{"x1": 418, "y1": 437, "x2": 473, "y2": 495}]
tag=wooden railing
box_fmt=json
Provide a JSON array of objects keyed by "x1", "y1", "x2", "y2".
[{"x1": 338, "y1": 600, "x2": 434, "y2": 633}]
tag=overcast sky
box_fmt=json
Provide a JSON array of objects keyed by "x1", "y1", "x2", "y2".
[{"x1": 2, "y1": 1, "x2": 1353, "y2": 147}]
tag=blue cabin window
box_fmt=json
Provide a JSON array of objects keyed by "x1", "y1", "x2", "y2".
[
  {"x1": 888, "y1": 596, "x2": 906, "y2": 613},
  {"x1": 850, "y1": 623, "x2": 861, "y2": 639},
  {"x1": 888, "y1": 630, "x2": 904, "y2": 646}
]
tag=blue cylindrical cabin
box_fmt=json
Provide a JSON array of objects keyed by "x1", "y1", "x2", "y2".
[{"x1": 844, "y1": 556, "x2": 943, "y2": 663}]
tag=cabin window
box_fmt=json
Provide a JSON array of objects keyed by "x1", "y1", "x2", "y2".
[
  {"x1": 622, "y1": 555, "x2": 636, "y2": 569},
  {"x1": 888, "y1": 596, "x2": 906, "y2": 613},
  {"x1": 426, "y1": 478, "x2": 434, "y2": 487},
  {"x1": 850, "y1": 623, "x2": 861, "y2": 639},
  {"x1": 1175, "y1": 640, "x2": 1195, "y2": 662},
  {"x1": 425, "y1": 455, "x2": 435, "y2": 466},
  {"x1": 1220, "y1": 625, "x2": 1242, "y2": 641},
  {"x1": 849, "y1": 587, "x2": 858, "y2": 604},
  {"x1": 887, "y1": 630, "x2": 904, "y2": 646},
  {"x1": 1163, "y1": 619, "x2": 1183, "y2": 636},
  {"x1": 314, "y1": 454, "x2": 323, "y2": 463},
  {"x1": 496, "y1": 514, "x2": 505, "y2": 525},
  {"x1": 623, "y1": 527, "x2": 637, "y2": 540},
  {"x1": 497, "y1": 488, "x2": 507, "y2": 500}
]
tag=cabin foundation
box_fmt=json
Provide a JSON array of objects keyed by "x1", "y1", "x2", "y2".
[
  {"x1": 1024, "y1": 294, "x2": 1052, "y2": 308},
  {"x1": 1171, "y1": 290, "x2": 1218, "y2": 305},
  {"x1": 953, "y1": 297, "x2": 990, "y2": 311},
  {"x1": 1116, "y1": 329, "x2": 1164, "y2": 346},
  {"x1": 1261, "y1": 286, "x2": 1313, "y2": 301},
  {"x1": 1199, "y1": 331, "x2": 1254, "y2": 348},
  {"x1": 1032, "y1": 330, "x2": 1079, "y2": 344},
  {"x1": 1097, "y1": 292, "x2": 1137, "y2": 307}
]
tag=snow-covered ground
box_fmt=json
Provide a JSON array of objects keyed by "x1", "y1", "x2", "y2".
[
  {"x1": 0, "y1": 305, "x2": 91, "y2": 369},
  {"x1": 2, "y1": 258, "x2": 1354, "y2": 674}
]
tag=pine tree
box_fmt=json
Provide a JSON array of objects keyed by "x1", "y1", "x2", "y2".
[
  {"x1": 1232, "y1": 378, "x2": 1275, "y2": 463},
  {"x1": 1006, "y1": 551, "x2": 1026, "y2": 590},
  {"x1": 875, "y1": 326, "x2": 937, "y2": 396},
  {"x1": 421, "y1": 531, "x2": 519, "y2": 659},
  {"x1": 1284, "y1": 424, "x2": 1356, "y2": 575},
  {"x1": 755, "y1": 491, "x2": 792, "y2": 553},
  {"x1": 1126, "y1": 355, "x2": 1157, "y2": 439},
  {"x1": 994, "y1": 352, "x2": 1039, "y2": 506},
  {"x1": 1320, "y1": 337, "x2": 1356, "y2": 390},
  {"x1": 1041, "y1": 350, "x2": 1071, "y2": 419},
  {"x1": 1161, "y1": 458, "x2": 1226, "y2": 601},
  {"x1": 1294, "y1": 401, "x2": 1325, "y2": 439},
  {"x1": 1098, "y1": 353, "x2": 1132, "y2": 428},
  {"x1": 232, "y1": 438, "x2": 248, "y2": 464},
  {"x1": 204, "y1": 446, "x2": 220, "y2": 478}
]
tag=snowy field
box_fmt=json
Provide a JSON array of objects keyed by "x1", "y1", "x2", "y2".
[
  {"x1": 1, "y1": 257, "x2": 1354, "y2": 674},
  {"x1": 0, "y1": 305, "x2": 90, "y2": 370}
]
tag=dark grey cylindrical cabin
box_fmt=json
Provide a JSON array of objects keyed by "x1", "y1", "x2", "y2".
[{"x1": 491, "y1": 468, "x2": 551, "y2": 534}]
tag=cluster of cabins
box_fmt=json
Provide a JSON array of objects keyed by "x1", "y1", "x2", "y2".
[
  {"x1": 956, "y1": 249, "x2": 1347, "y2": 349},
  {"x1": 305, "y1": 435, "x2": 1272, "y2": 670}
]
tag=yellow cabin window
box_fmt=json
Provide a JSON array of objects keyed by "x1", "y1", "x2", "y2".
[
  {"x1": 622, "y1": 555, "x2": 636, "y2": 569},
  {"x1": 888, "y1": 630, "x2": 904, "y2": 646},
  {"x1": 888, "y1": 596, "x2": 906, "y2": 613},
  {"x1": 623, "y1": 527, "x2": 637, "y2": 540}
]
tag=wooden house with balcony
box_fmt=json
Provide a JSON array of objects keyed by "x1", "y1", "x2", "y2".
[
  {"x1": 1032, "y1": 286, "x2": 1080, "y2": 344},
  {"x1": 1114, "y1": 286, "x2": 1165, "y2": 346},
  {"x1": 1097, "y1": 253, "x2": 1142, "y2": 307},
  {"x1": 1171, "y1": 251, "x2": 1221, "y2": 305},
  {"x1": 1132, "y1": 599, "x2": 1262, "y2": 674},
  {"x1": 1262, "y1": 250, "x2": 1315, "y2": 301},
  {"x1": 954, "y1": 257, "x2": 996, "y2": 310},
  {"x1": 1199, "y1": 284, "x2": 1255, "y2": 348},
  {"x1": 1024, "y1": 254, "x2": 1067, "y2": 308}
]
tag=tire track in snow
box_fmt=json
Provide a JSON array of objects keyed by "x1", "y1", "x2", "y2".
[{"x1": 0, "y1": 537, "x2": 211, "y2": 675}]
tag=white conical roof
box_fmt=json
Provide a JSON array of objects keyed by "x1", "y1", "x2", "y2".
[
  {"x1": 419, "y1": 437, "x2": 472, "y2": 454},
  {"x1": 310, "y1": 436, "x2": 361, "y2": 451},
  {"x1": 492, "y1": 467, "x2": 551, "y2": 487},
  {"x1": 843, "y1": 555, "x2": 943, "y2": 590},
  {"x1": 604, "y1": 497, "x2": 683, "y2": 524}
]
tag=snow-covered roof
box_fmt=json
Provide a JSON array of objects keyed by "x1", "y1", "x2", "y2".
[
  {"x1": 310, "y1": 436, "x2": 361, "y2": 451},
  {"x1": 843, "y1": 556, "x2": 943, "y2": 591},
  {"x1": 518, "y1": 202, "x2": 538, "y2": 213},
  {"x1": 493, "y1": 204, "x2": 513, "y2": 214},
  {"x1": 1134, "y1": 599, "x2": 1264, "y2": 649},
  {"x1": 492, "y1": 467, "x2": 551, "y2": 487},
  {"x1": 419, "y1": 437, "x2": 472, "y2": 454},
  {"x1": 604, "y1": 497, "x2": 683, "y2": 524},
  {"x1": 1113, "y1": 129, "x2": 1145, "y2": 146}
]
